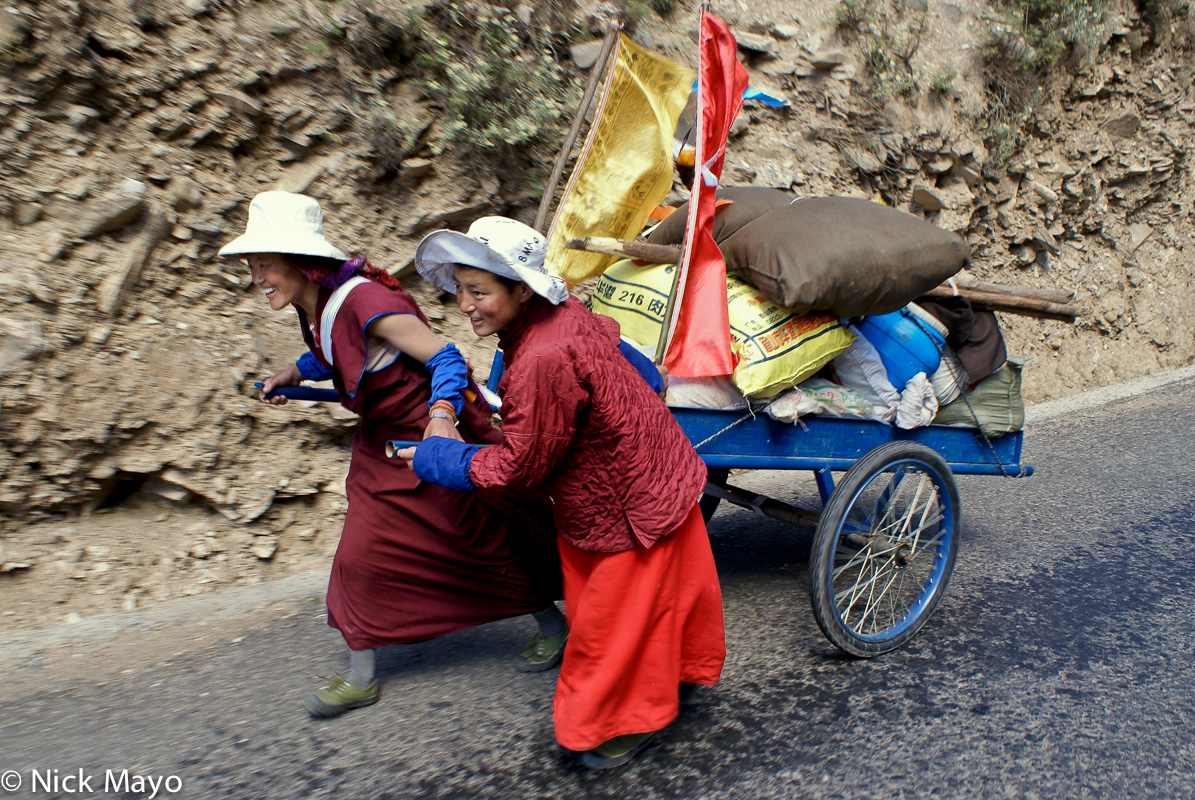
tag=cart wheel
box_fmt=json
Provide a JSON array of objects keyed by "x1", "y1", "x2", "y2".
[
  {"x1": 700, "y1": 468, "x2": 729, "y2": 523},
  {"x1": 809, "y1": 441, "x2": 960, "y2": 657}
]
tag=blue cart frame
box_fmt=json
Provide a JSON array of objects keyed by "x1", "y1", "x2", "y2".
[
  {"x1": 670, "y1": 405, "x2": 1032, "y2": 656},
  {"x1": 675, "y1": 406, "x2": 1030, "y2": 489}
]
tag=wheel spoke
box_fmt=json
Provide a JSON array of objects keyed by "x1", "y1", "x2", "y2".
[
  {"x1": 835, "y1": 551, "x2": 898, "y2": 618},
  {"x1": 841, "y1": 551, "x2": 922, "y2": 634},
  {"x1": 870, "y1": 504, "x2": 943, "y2": 558},
  {"x1": 836, "y1": 555, "x2": 882, "y2": 614},
  {"x1": 857, "y1": 565, "x2": 903, "y2": 631},
  {"x1": 904, "y1": 524, "x2": 945, "y2": 561},
  {"x1": 871, "y1": 479, "x2": 938, "y2": 540},
  {"x1": 832, "y1": 545, "x2": 873, "y2": 580},
  {"x1": 870, "y1": 472, "x2": 913, "y2": 534}
]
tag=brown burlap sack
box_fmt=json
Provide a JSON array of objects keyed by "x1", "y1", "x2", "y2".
[
  {"x1": 645, "y1": 186, "x2": 796, "y2": 246},
  {"x1": 719, "y1": 196, "x2": 969, "y2": 316}
]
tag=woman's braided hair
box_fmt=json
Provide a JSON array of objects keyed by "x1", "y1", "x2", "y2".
[{"x1": 289, "y1": 254, "x2": 404, "y2": 292}]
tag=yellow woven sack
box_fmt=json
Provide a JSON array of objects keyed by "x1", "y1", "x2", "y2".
[
  {"x1": 589, "y1": 258, "x2": 678, "y2": 348},
  {"x1": 591, "y1": 260, "x2": 856, "y2": 398},
  {"x1": 726, "y1": 280, "x2": 855, "y2": 398}
]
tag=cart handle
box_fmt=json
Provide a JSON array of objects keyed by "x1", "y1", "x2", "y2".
[
  {"x1": 254, "y1": 382, "x2": 341, "y2": 403},
  {"x1": 384, "y1": 440, "x2": 420, "y2": 459}
]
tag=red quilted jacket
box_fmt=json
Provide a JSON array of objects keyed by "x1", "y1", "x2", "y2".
[{"x1": 470, "y1": 297, "x2": 707, "y2": 553}]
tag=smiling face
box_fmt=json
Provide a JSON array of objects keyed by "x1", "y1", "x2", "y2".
[
  {"x1": 248, "y1": 253, "x2": 316, "y2": 315},
  {"x1": 452, "y1": 264, "x2": 534, "y2": 338}
]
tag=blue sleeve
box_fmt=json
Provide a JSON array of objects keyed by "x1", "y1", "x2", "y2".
[
  {"x1": 411, "y1": 436, "x2": 483, "y2": 493},
  {"x1": 425, "y1": 343, "x2": 468, "y2": 416},
  {"x1": 619, "y1": 339, "x2": 664, "y2": 394},
  {"x1": 295, "y1": 350, "x2": 334, "y2": 382}
]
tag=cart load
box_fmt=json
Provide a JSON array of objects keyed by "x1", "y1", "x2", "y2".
[{"x1": 585, "y1": 184, "x2": 1062, "y2": 435}]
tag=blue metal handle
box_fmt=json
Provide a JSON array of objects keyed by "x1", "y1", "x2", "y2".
[
  {"x1": 385, "y1": 440, "x2": 420, "y2": 459},
  {"x1": 254, "y1": 382, "x2": 341, "y2": 403}
]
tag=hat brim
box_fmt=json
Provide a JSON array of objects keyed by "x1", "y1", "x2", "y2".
[
  {"x1": 218, "y1": 230, "x2": 347, "y2": 261},
  {"x1": 415, "y1": 230, "x2": 568, "y2": 305}
]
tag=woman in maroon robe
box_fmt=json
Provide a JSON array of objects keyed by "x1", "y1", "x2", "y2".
[{"x1": 219, "y1": 192, "x2": 565, "y2": 717}]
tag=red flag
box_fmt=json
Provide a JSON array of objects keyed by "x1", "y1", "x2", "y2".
[{"x1": 662, "y1": 11, "x2": 747, "y2": 378}]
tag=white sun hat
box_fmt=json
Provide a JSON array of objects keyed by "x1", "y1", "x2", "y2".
[
  {"x1": 218, "y1": 191, "x2": 348, "y2": 260},
  {"x1": 415, "y1": 216, "x2": 568, "y2": 305}
]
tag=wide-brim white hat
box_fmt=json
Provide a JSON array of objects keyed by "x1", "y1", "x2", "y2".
[
  {"x1": 415, "y1": 216, "x2": 568, "y2": 305},
  {"x1": 219, "y1": 190, "x2": 347, "y2": 261}
]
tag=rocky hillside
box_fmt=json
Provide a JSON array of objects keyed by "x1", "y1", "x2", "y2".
[{"x1": 0, "y1": 0, "x2": 1191, "y2": 624}]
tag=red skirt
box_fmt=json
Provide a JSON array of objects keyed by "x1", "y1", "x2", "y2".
[
  {"x1": 553, "y1": 504, "x2": 725, "y2": 751},
  {"x1": 326, "y1": 427, "x2": 560, "y2": 650}
]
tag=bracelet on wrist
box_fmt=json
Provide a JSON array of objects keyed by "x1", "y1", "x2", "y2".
[
  {"x1": 429, "y1": 410, "x2": 459, "y2": 427},
  {"x1": 429, "y1": 399, "x2": 457, "y2": 419}
]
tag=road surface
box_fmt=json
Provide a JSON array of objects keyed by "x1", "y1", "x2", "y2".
[{"x1": 2, "y1": 368, "x2": 1194, "y2": 799}]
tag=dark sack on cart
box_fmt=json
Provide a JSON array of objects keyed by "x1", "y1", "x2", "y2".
[{"x1": 719, "y1": 196, "x2": 969, "y2": 317}]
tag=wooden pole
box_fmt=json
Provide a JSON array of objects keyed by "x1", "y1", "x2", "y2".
[
  {"x1": 919, "y1": 286, "x2": 1077, "y2": 321},
  {"x1": 652, "y1": 257, "x2": 684, "y2": 365},
  {"x1": 565, "y1": 236, "x2": 683, "y2": 264},
  {"x1": 949, "y1": 273, "x2": 1074, "y2": 304},
  {"x1": 563, "y1": 236, "x2": 1079, "y2": 321},
  {"x1": 562, "y1": 237, "x2": 685, "y2": 363},
  {"x1": 532, "y1": 21, "x2": 621, "y2": 234}
]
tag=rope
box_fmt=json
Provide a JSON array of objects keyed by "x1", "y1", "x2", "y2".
[
  {"x1": 942, "y1": 353, "x2": 1017, "y2": 478},
  {"x1": 692, "y1": 403, "x2": 764, "y2": 450}
]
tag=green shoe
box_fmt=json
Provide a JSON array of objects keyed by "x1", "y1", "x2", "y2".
[
  {"x1": 515, "y1": 626, "x2": 569, "y2": 673},
  {"x1": 303, "y1": 674, "x2": 379, "y2": 718},
  {"x1": 579, "y1": 730, "x2": 658, "y2": 770}
]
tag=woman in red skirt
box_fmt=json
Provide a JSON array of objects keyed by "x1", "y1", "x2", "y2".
[
  {"x1": 219, "y1": 193, "x2": 566, "y2": 718},
  {"x1": 399, "y1": 216, "x2": 726, "y2": 769}
]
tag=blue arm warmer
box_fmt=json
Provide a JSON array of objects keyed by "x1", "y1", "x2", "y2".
[
  {"x1": 619, "y1": 339, "x2": 664, "y2": 395},
  {"x1": 425, "y1": 343, "x2": 468, "y2": 416},
  {"x1": 411, "y1": 437, "x2": 483, "y2": 493},
  {"x1": 295, "y1": 351, "x2": 334, "y2": 382}
]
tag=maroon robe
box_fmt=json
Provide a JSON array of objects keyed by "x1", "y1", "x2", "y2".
[{"x1": 297, "y1": 280, "x2": 559, "y2": 649}]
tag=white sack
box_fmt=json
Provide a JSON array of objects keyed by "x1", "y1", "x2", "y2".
[
  {"x1": 767, "y1": 378, "x2": 886, "y2": 423},
  {"x1": 895, "y1": 372, "x2": 940, "y2": 429},
  {"x1": 830, "y1": 326, "x2": 900, "y2": 423}
]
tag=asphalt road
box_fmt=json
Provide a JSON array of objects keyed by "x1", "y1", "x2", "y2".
[{"x1": 2, "y1": 370, "x2": 1194, "y2": 800}]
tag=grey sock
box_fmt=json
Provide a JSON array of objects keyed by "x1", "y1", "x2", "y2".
[
  {"x1": 347, "y1": 648, "x2": 376, "y2": 688},
  {"x1": 533, "y1": 604, "x2": 566, "y2": 638}
]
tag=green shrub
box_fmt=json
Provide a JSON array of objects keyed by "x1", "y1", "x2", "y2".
[
  {"x1": 1141, "y1": 0, "x2": 1194, "y2": 49},
  {"x1": 289, "y1": 1, "x2": 582, "y2": 181},
  {"x1": 973, "y1": 0, "x2": 1111, "y2": 168},
  {"x1": 0, "y1": 34, "x2": 33, "y2": 65},
  {"x1": 988, "y1": 0, "x2": 1113, "y2": 70},
  {"x1": 835, "y1": 0, "x2": 878, "y2": 30},
  {"x1": 619, "y1": 0, "x2": 677, "y2": 30},
  {"x1": 834, "y1": 0, "x2": 930, "y2": 100},
  {"x1": 410, "y1": 11, "x2": 580, "y2": 169},
  {"x1": 975, "y1": 51, "x2": 1043, "y2": 167},
  {"x1": 929, "y1": 67, "x2": 958, "y2": 94},
  {"x1": 362, "y1": 108, "x2": 414, "y2": 178}
]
